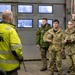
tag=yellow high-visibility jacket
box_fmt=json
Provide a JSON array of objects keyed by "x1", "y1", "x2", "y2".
[
  {"x1": 0, "y1": 21, "x2": 16, "y2": 29},
  {"x1": 0, "y1": 22, "x2": 22, "y2": 72}
]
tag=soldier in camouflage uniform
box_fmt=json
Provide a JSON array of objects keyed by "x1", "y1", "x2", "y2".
[
  {"x1": 71, "y1": 13, "x2": 75, "y2": 24},
  {"x1": 62, "y1": 20, "x2": 75, "y2": 75},
  {"x1": 36, "y1": 18, "x2": 51, "y2": 71},
  {"x1": 66, "y1": 13, "x2": 75, "y2": 29},
  {"x1": 66, "y1": 13, "x2": 75, "y2": 73},
  {"x1": 43, "y1": 19, "x2": 63, "y2": 75}
]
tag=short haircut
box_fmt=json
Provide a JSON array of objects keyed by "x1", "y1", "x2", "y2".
[
  {"x1": 2, "y1": 10, "x2": 12, "y2": 20},
  {"x1": 53, "y1": 19, "x2": 59, "y2": 24},
  {"x1": 42, "y1": 18, "x2": 47, "y2": 21},
  {"x1": 68, "y1": 20, "x2": 75, "y2": 25}
]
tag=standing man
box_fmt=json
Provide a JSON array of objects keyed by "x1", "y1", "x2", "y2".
[
  {"x1": 36, "y1": 18, "x2": 51, "y2": 71},
  {"x1": 43, "y1": 19, "x2": 63, "y2": 75},
  {"x1": 62, "y1": 20, "x2": 75, "y2": 75},
  {"x1": 71, "y1": 13, "x2": 75, "y2": 24},
  {"x1": 0, "y1": 10, "x2": 23, "y2": 75},
  {"x1": 66, "y1": 13, "x2": 75, "y2": 73}
]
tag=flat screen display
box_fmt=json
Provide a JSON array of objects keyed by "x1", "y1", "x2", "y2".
[
  {"x1": 18, "y1": 5, "x2": 33, "y2": 13},
  {"x1": 0, "y1": 5, "x2": 11, "y2": 12},
  {"x1": 38, "y1": 19, "x2": 52, "y2": 27},
  {"x1": 18, "y1": 19, "x2": 33, "y2": 28},
  {"x1": 0, "y1": 19, "x2": 1, "y2": 22},
  {"x1": 38, "y1": 5, "x2": 52, "y2": 14}
]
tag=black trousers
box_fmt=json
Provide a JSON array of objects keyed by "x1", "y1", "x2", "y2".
[{"x1": 7, "y1": 71, "x2": 18, "y2": 75}]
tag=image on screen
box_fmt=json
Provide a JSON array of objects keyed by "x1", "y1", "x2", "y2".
[
  {"x1": 0, "y1": 5, "x2": 11, "y2": 12},
  {"x1": 18, "y1": 19, "x2": 33, "y2": 28},
  {"x1": 0, "y1": 19, "x2": 1, "y2": 22},
  {"x1": 38, "y1": 19, "x2": 52, "y2": 27},
  {"x1": 18, "y1": 5, "x2": 33, "y2": 13},
  {"x1": 38, "y1": 5, "x2": 52, "y2": 14}
]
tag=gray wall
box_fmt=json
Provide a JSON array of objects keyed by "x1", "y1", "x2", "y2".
[
  {"x1": 0, "y1": 0, "x2": 67, "y2": 60},
  {"x1": 17, "y1": 0, "x2": 66, "y2": 60}
]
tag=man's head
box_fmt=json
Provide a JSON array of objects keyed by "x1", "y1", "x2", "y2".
[
  {"x1": 2, "y1": 10, "x2": 13, "y2": 23},
  {"x1": 72, "y1": 13, "x2": 75, "y2": 21},
  {"x1": 68, "y1": 20, "x2": 74, "y2": 30},
  {"x1": 42, "y1": 18, "x2": 48, "y2": 26},
  {"x1": 53, "y1": 19, "x2": 59, "y2": 29}
]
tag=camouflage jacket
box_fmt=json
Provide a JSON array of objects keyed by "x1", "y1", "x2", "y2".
[
  {"x1": 36, "y1": 23, "x2": 51, "y2": 48},
  {"x1": 62, "y1": 28, "x2": 75, "y2": 55},
  {"x1": 43, "y1": 28, "x2": 63, "y2": 51}
]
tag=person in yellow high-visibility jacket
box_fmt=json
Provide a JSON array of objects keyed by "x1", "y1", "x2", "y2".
[{"x1": 0, "y1": 10, "x2": 23, "y2": 75}]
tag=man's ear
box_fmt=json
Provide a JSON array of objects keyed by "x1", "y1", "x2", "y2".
[{"x1": 9, "y1": 17, "x2": 12, "y2": 22}]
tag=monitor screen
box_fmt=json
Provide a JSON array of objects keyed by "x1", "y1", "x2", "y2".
[
  {"x1": 18, "y1": 5, "x2": 33, "y2": 13},
  {"x1": 0, "y1": 19, "x2": 1, "y2": 22},
  {"x1": 18, "y1": 19, "x2": 33, "y2": 28},
  {"x1": 38, "y1": 5, "x2": 52, "y2": 14},
  {"x1": 38, "y1": 19, "x2": 52, "y2": 27},
  {"x1": 0, "y1": 5, "x2": 11, "y2": 12}
]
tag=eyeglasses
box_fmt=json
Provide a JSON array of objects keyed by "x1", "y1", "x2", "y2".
[{"x1": 68, "y1": 24, "x2": 73, "y2": 25}]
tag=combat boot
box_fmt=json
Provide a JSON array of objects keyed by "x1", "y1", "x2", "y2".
[
  {"x1": 49, "y1": 72, "x2": 54, "y2": 75},
  {"x1": 68, "y1": 69, "x2": 70, "y2": 73},
  {"x1": 58, "y1": 74, "x2": 62, "y2": 75},
  {"x1": 40, "y1": 66, "x2": 47, "y2": 71},
  {"x1": 58, "y1": 72, "x2": 63, "y2": 75}
]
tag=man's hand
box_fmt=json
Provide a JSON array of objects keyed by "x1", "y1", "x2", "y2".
[
  {"x1": 18, "y1": 57, "x2": 23, "y2": 63},
  {"x1": 61, "y1": 48, "x2": 64, "y2": 53},
  {"x1": 71, "y1": 39, "x2": 74, "y2": 43},
  {"x1": 48, "y1": 40, "x2": 52, "y2": 43},
  {"x1": 36, "y1": 45, "x2": 40, "y2": 48},
  {"x1": 64, "y1": 40, "x2": 67, "y2": 43}
]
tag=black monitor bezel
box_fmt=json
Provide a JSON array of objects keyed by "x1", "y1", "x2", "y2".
[
  {"x1": 38, "y1": 5, "x2": 53, "y2": 14},
  {"x1": 0, "y1": 4, "x2": 12, "y2": 13},
  {"x1": 17, "y1": 18, "x2": 33, "y2": 28},
  {"x1": 17, "y1": 4, "x2": 33, "y2": 14}
]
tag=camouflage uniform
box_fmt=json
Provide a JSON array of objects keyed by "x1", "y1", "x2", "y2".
[
  {"x1": 36, "y1": 23, "x2": 51, "y2": 70},
  {"x1": 43, "y1": 28, "x2": 63, "y2": 75},
  {"x1": 66, "y1": 20, "x2": 75, "y2": 73},
  {"x1": 62, "y1": 28, "x2": 75, "y2": 75}
]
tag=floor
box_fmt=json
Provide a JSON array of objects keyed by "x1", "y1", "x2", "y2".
[{"x1": 18, "y1": 59, "x2": 69, "y2": 75}]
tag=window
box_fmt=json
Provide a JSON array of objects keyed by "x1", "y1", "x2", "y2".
[
  {"x1": 38, "y1": 5, "x2": 53, "y2": 14},
  {"x1": 0, "y1": 4, "x2": 11, "y2": 12},
  {"x1": 38, "y1": 19, "x2": 52, "y2": 27},
  {"x1": 18, "y1": 5, "x2": 33, "y2": 13},
  {"x1": 18, "y1": 19, "x2": 33, "y2": 28}
]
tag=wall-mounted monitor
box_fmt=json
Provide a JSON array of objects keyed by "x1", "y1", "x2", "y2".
[
  {"x1": 0, "y1": 4, "x2": 11, "y2": 12},
  {"x1": 38, "y1": 5, "x2": 53, "y2": 14},
  {"x1": 38, "y1": 19, "x2": 52, "y2": 27},
  {"x1": 0, "y1": 19, "x2": 1, "y2": 22},
  {"x1": 18, "y1": 19, "x2": 33, "y2": 28},
  {"x1": 18, "y1": 5, "x2": 33, "y2": 13}
]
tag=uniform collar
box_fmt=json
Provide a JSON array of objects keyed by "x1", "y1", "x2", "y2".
[
  {"x1": 65, "y1": 28, "x2": 75, "y2": 34},
  {"x1": 52, "y1": 28, "x2": 61, "y2": 33}
]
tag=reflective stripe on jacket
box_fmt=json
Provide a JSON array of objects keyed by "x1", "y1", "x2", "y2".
[{"x1": 0, "y1": 22, "x2": 22, "y2": 72}]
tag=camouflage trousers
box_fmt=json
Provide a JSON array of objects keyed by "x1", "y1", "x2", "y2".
[
  {"x1": 66, "y1": 54, "x2": 75, "y2": 75},
  {"x1": 6, "y1": 71, "x2": 18, "y2": 75},
  {"x1": 40, "y1": 47, "x2": 48, "y2": 67},
  {"x1": 48, "y1": 50, "x2": 62, "y2": 74}
]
